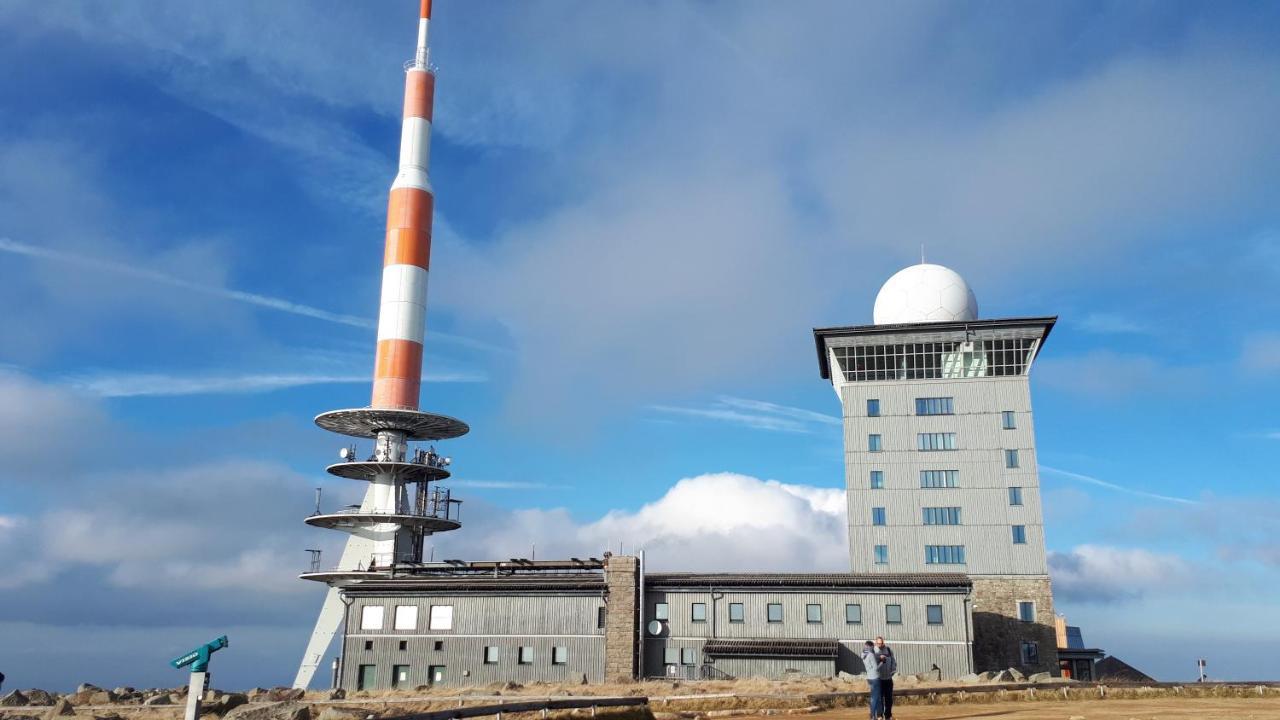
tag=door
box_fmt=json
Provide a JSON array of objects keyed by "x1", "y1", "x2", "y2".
[
  {"x1": 357, "y1": 664, "x2": 375, "y2": 691},
  {"x1": 428, "y1": 665, "x2": 445, "y2": 685},
  {"x1": 391, "y1": 665, "x2": 410, "y2": 689}
]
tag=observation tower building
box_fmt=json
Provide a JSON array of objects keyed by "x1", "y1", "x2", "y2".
[
  {"x1": 292, "y1": 0, "x2": 469, "y2": 689},
  {"x1": 813, "y1": 263, "x2": 1060, "y2": 673}
]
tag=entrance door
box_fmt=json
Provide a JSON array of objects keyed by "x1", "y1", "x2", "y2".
[
  {"x1": 428, "y1": 665, "x2": 446, "y2": 685},
  {"x1": 357, "y1": 664, "x2": 376, "y2": 691},
  {"x1": 391, "y1": 665, "x2": 410, "y2": 689}
]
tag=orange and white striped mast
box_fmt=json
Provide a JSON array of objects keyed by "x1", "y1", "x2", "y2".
[
  {"x1": 295, "y1": 1, "x2": 470, "y2": 689},
  {"x1": 374, "y1": 0, "x2": 436, "y2": 411}
]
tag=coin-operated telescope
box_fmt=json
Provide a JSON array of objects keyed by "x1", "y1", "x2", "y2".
[{"x1": 170, "y1": 636, "x2": 229, "y2": 720}]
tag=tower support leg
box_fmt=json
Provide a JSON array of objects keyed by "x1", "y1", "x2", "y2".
[{"x1": 183, "y1": 672, "x2": 205, "y2": 720}]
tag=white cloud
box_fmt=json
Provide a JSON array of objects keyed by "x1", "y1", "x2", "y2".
[
  {"x1": 650, "y1": 396, "x2": 840, "y2": 434},
  {"x1": 63, "y1": 369, "x2": 484, "y2": 398},
  {"x1": 1048, "y1": 544, "x2": 1198, "y2": 603},
  {"x1": 432, "y1": 473, "x2": 850, "y2": 572},
  {"x1": 1034, "y1": 351, "x2": 1204, "y2": 398},
  {"x1": 1076, "y1": 313, "x2": 1150, "y2": 335},
  {"x1": 1039, "y1": 465, "x2": 1198, "y2": 505},
  {"x1": 1241, "y1": 333, "x2": 1280, "y2": 373}
]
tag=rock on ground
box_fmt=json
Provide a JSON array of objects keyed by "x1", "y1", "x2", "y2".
[
  {"x1": 74, "y1": 687, "x2": 99, "y2": 696},
  {"x1": 2, "y1": 691, "x2": 30, "y2": 707},
  {"x1": 44, "y1": 699, "x2": 76, "y2": 719},
  {"x1": 265, "y1": 689, "x2": 305, "y2": 703},
  {"x1": 24, "y1": 691, "x2": 56, "y2": 706},
  {"x1": 325, "y1": 690, "x2": 345, "y2": 701},
  {"x1": 959, "y1": 673, "x2": 981, "y2": 684},
  {"x1": 315, "y1": 707, "x2": 369, "y2": 720},
  {"x1": 1029, "y1": 672, "x2": 1054, "y2": 683},
  {"x1": 143, "y1": 695, "x2": 172, "y2": 707},
  {"x1": 992, "y1": 670, "x2": 1015, "y2": 682},
  {"x1": 1007, "y1": 667, "x2": 1026, "y2": 681},
  {"x1": 224, "y1": 701, "x2": 310, "y2": 720}
]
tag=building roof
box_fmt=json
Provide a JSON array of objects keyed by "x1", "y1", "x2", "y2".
[
  {"x1": 703, "y1": 638, "x2": 840, "y2": 659},
  {"x1": 1095, "y1": 655, "x2": 1156, "y2": 682},
  {"x1": 646, "y1": 572, "x2": 971, "y2": 591},
  {"x1": 811, "y1": 316, "x2": 1057, "y2": 379},
  {"x1": 341, "y1": 572, "x2": 606, "y2": 595}
]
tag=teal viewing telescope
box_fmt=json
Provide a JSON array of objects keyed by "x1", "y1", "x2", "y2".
[{"x1": 170, "y1": 635, "x2": 229, "y2": 673}]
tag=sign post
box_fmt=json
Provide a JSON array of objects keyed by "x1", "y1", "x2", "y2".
[
  {"x1": 1197, "y1": 658, "x2": 1207, "y2": 682},
  {"x1": 170, "y1": 636, "x2": 229, "y2": 720}
]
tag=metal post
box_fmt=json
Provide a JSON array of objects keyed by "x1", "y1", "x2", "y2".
[{"x1": 184, "y1": 672, "x2": 206, "y2": 720}]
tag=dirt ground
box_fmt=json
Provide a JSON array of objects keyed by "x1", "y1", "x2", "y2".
[{"x1": 799, "y1": 696, "x2": 1280, "y2": 720}]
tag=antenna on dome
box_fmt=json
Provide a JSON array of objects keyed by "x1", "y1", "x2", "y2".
[{"x1": 921, "y1": 244, "x2": 926, "y2": 265}]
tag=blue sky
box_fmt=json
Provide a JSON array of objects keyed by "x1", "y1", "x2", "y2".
[{"x1": 1, "y1": 0, "x2": 1279, "y2": 691}]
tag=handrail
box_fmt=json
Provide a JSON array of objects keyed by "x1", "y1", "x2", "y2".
[{"x1": 381, "y1": 696, "x2": 647, "y2": 720}]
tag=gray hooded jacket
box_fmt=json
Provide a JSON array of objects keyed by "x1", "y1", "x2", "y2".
[
  {"x1": 874, "y1": 645, "x2": 897, "y2": 680},
  {"x1": 861, "y1": 648, "x2": 880, "y2": 678}
]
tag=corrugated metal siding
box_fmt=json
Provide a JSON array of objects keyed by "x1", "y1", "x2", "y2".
[
  {"x1": 837, "y1": 375, "x2": 1049, "y2": 575},
  {"x1": 709, "y1": 657, "x2": 833, "y2": 679},
  {"x1": 642, "y1": 588, "x2": 972, "y2": 679},
  {"x1": 342, "y1": 635, "x2": 603, "y2": 690},
  {"x1": 343, "y1": 592, "x2": 606, "y2": 689}
]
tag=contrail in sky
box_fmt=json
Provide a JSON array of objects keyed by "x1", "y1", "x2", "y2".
[
  {"x1": 0, "y1": 237, "x2": 502, "y2": 351},
  {"x1": 1040, "y1": 465, "x2": 1199, "y2": 505}
]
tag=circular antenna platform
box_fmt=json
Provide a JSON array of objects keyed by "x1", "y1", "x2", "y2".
[
  {"x1": 316, "y1": 408, "x2": 469, "y2": 440},
  {"x1": 305, "y1": 511, "x2": 461, "y2": 534},
  {"x1": 326, "y1": 461, "x2": 450, "y2": 483}
]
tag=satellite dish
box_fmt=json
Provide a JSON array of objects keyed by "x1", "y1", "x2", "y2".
[
  {"x1": 647, "y1": 620, "x2": 663, "y2": 636},
  {"x1": 339, "y1": 447, "x2": 351, "y2": 460},
  {"x1": 443, "y1": 457, "x2": 452, "y2": 466}
]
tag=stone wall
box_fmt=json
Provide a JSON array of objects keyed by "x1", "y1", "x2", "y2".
[
  {"x1": 603, "y1": 554, "x2": 639, "y2": 681},
  {"x1": 971, "y1": 575, "x2": 1059, "y2": 674}
]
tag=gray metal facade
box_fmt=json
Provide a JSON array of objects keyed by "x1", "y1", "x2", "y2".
[
  {"x1": 642, "y1": 584, "x2": 972, "y2": 679},
  {"x1": 340, "y1": 591, "x2": 606, "y2": 690}
]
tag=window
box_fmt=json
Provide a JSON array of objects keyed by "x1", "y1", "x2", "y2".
[
  {"x1": 1018, "y1": 601, "x2": 1035, "y2": 622},
  {"x1": 398, "y1": 640, "x2": 407, "y2": 651},
  {"x1": 433, "y1": 640, "x2": 443, "y2": 651},
  {"x1": 1002, "y1": 410, "x2": 1016, "y2": 429},
  {"x1": 553, "y1": 646, "x2": 568, "y2": 665},
  {"x1": 663, "y1": 648, "x2": 680, "y2": 665},
  {"x1": 729, "y1": 603, "x2": 744, "y2": 623},
  {"x1": 870, "y1": 470, "x2": 884, "y2": 489},
  {"x1": 363, "y1": 640, "x2": 373, "y2": 651},
  {"x1": 428, "y1": 605, "x2": 453, "y2": 630},
  {"x1": 680, "y1": 648, "x2": 696, "y2": 666},
  {"x1": 484, "y1": 646, "x2": 499, "y2": 664},
  {"x1": 845, "y1": 604, "x2": 862, "y2": 624},
  {"x1": 922, "y1": 507, "x2": 961, "y2": 525},
  {"x1": 597, "y1": 606, "x2": 606, "y2": 628},
  {"x1": 874, "y1": 544, "x2": 888, "y2": 564},
  {"x1": 394, "y1": 605, "x2": 418, "y2": 631},
  {"x1": 806, "y1": 604, "x2": 822, "y2": 623},
  {"x1": 691, "y1": 603, "x2": 707, "y2": 622},
  {"x1": 1021, "y1": 641, "x2": 1039, "y2": 665},
  {"x1": 518, "y1": 646, "x2": 534, "y2": 664},
  {"x1": 915, "y1": 397, "x2": 954, "y2": 415},
  {"x1": 830, "y1": 338, "x2": 1039, "y2": 382},
  {"x1": 920, "y1": 470, "x2": 959, "y2": 488},
  {"x1": 868, "y1": 434, "x2": 882, "y2": 452},
  {"x1": 1005, "y1": 449, "x2": 1020, "y2": 468},
  {"x1": 867, "y1": 399, "x2": 881, "y2": 417},
  {"x1": 767, "y1": 603, "x2": 783, "y2": 623},
  {"x1": 1012, "y1": 525, "x2": 1027, "y2": 544},
  {"x1": 872, "y1": 507, "x2": 886, "y2": 525},
  {"x1": 391, "y1": 664, "x2": 409, "y2": 689},
  {"x1": 360, "y1": 605, "x2": 384, "y2": 630},
  {"x1": 654, "y1": 603, "x2": 669, "y2": 620},
  {"x1": 927, "y1": 604, "x2": 943, "y2": 625},
  {"x1": 885, "y1": 604, "x2": 902, "y2": 624},
  {"x1": 918, "y1": 432, "x2": 957, "y2": 451},
  {"x1": 925, "y1": 545, "x2": 966, "y2": 564},
  {"x1": 1009, "y1": 486, "x2": 1023, "y2": 506}
]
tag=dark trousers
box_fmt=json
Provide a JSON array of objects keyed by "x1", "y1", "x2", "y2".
[
  {"x1": 881, "y1": 678, "x2": 894, "y2": 718},
  {"x1": 866, "y1": 679, "x2": 883, "y2": 719}
]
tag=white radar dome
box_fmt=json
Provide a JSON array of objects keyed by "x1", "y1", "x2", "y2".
[{"x1": 873, "y1": 263, "x2": 978, "y2": 325}]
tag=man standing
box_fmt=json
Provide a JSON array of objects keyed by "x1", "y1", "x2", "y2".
[
  {"x1": 875, "y1": 636, "x2": 897, "y2": 720},
  {"x1": 861, "y1": 641, "x2": 882, "y2": 720}
]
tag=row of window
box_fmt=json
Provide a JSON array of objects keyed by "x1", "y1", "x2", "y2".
[
  {"x1": 653, "y1": 601, "x2": 946, "y2": 626},
  {"x1": 484, "y1": 645, "x2": 569, "y2": 665},
  {"x1": 865, "y1": 398, "x2": 1018, "y2": 430},
  {"x1": 871, "y1": 536, "x2": 1027, "y2": 566},
  {"x1": 361, "y1": 604, "x2": 453, "y2": 631},
  {"x1": 868, "y1": 434, "x2": 1022, "y2": 467},
  {"x1": 870, "y1": 471, "x2": 1025, "y2": 505},
  {"x1": 871, "y1": 508, "x2": 1028, "y2": 530},
  {"x1": 833, "y1": 339, "x2": 1037, "y2": 382}
]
